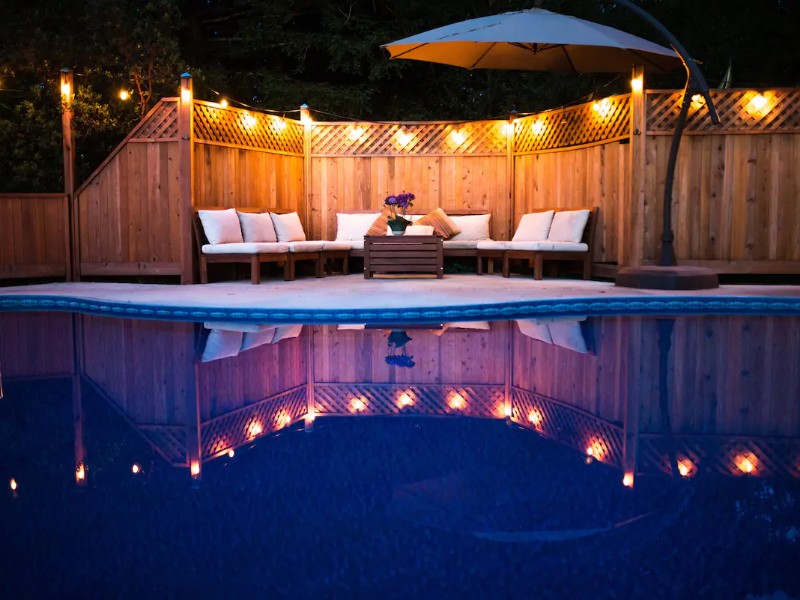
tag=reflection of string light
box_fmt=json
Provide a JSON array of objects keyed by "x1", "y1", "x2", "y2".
[
  {"x1": 585, "y1": 439, "x2": 607, "y2": 461},
  {"x1": 75, "y1": 463, "x2": 86, "y2": 482},
  {"x1": 276, "y1": 411, "x2": 292, "y2": 429},
  {"x1": 528, "y1": 410, "x2": 542, "y2": 427},
  {"x1": 397, "y1": 391, "x2": 414, "y2": 408},
  {"x1": 190, "y1": 461, "x2": 201, "y2": 477},
  {"x1": 351, "y1": 397, "x2": 367, "y2": 412},
  {"x1": 227, "y1": 449, "x2": 235, "y2": 458},
  {"x1": 677, "y1": 458, "x2": 695, "y2": 478},
  {"x1": 448, "y1": 392, "x2": 466, "y2": 410},
  {"x1": 736, "y1": 453, "x2": 757, "y2": 474},
  {"x1": 131, "y1": 464, "x2": 141, "y2": 474},
  {"x1": 622, "y1": 472, "x2": 634, "y2": 488},
  {"x1": 10, "y1": 478, "x2": 18, "y2": 491},
  {"x1": 247, "y1": 421, "x2": 263, "y2": 438},
  {"x1": 503, "y1": 404, "x2": 512, "y2": 418}
]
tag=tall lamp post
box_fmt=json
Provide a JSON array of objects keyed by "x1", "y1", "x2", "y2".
[{"x1": 614, "y1": 0, "x2": 722, "y2": 289}]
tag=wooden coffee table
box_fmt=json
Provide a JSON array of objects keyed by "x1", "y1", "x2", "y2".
[{"x1": 364, "y1": 235, "x2": 443, "y2": 278}]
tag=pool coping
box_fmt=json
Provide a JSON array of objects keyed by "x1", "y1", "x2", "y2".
[{"x1": 2, "y1": 293, "x2": 800, "y2": 324}]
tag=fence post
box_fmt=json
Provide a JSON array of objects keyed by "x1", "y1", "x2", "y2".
[
  {"x1": 60, "y1": 68, "x2": 76, "y2": 281},
  {"x1": 622, "y1": 65, "x2": 647, "y2": 268},
  {"x1": 300, "y1": 104, "x2": 312, "y2": 236},
  {"x1": 506, "y1": 112, "x2": 516, "y2": 240},
  {"x1": 178, "y1": 73, "x2": 195, "y2": 284}
]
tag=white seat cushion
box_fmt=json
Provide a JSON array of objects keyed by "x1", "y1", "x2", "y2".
[
  {"x1": 199, "y1": 209, "x2": 244, "y2": 245},
  {"x1": 512, "y1": 210, "x2": 554, "y2": 241},
  {"x1": 201, "y1": 330, "x2": 242, "y2": 362},
  {"x1": 476, "y1": 240, "x2": 504, "y2": 250},
  {"x1": 449, "y1": 214, "x2": 491, "y2": 241},
  {"x1": 346, "y1": 240, "x2": 365, "y2": 250},
  {"x1": 271, "y1": 212, "x2": 307, "y2": 242},
  {"x1": 238, "y1": 211, "x2": 277, "y2": 243},
  {"x1": 204, "y1": 322, "x2": 276, "y2": 333},
  {"x1": 336, "y1": 213, "x2": 381, "y2": 240},
  {"x1": 443, "y1": 240, "x2": 480, "y2": 249},
  {"x1": 548, "y1": 209, "x2": 590, "y2": 243},
  {"x1": 505, "y1": 241, "x2": 588, "y2": 252},
  {"x1": 288, "y1": 241, "x2": 325, "y2": 252},
  {"x1": 202, "y1": 242, "x2": 289, "y2": 254},
  {"x1": 322, "y1": 241, "x2": 352, "y2": 251},
  {"x1": 337, "y1": 324, "x2": 366, "y2": 330}
]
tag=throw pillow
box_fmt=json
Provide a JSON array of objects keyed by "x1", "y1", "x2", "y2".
[
  {"x1": 547, "y1": 209, "x2": 590, "y2": 243},
  {"x1": 270, "y1": 212, "x2": 306, "y2": 242},
  {"x1": 512, "y1": 210, "x2": 554, "y2": 242},
  {"x1": 448, "y1": 214, "x2": 491, "y2": 240},
  {"x1": 198, "y1": 208, "x2": 243, "y2": 245},
  {"x1": 366, "y1": 209, "x2": 392, "y2": 236},
  {"x1": 336, "y1": 212, "x2": 382, "y2": 240},
  {"x1": 238, "y1": 211, "x2": 277, "y2": 243},
  {"x1": 417, "y1": 208, "x2": 461, "y2": 239}
]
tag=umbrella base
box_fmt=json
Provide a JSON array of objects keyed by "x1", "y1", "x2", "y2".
[{"x1": 615, "y1": 265, "x2": 719, "y2": 290}]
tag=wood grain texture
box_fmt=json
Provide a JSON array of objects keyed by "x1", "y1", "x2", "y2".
[
  {"x1": 0, "y1": 194, "x2": 70, "y2": 279},
  {"x1": 0, "y1": 312, "x2": 75, "y2": 378}
]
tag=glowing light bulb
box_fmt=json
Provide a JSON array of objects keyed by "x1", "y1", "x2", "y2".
[
  {"x1": 349, "y1": 126, "x2": 365, "y2": 141},
  {"x1": 180, "y1": 88, "x2": 192, "y2": 103},
  {"x1": 274, "y1": 117, "x2": 287, "y2": 131},
  {"x1": 190, "y1": 461, "x2": 200, "y2": 476},
  {"x1": 227, "y1": 449, "x2": 235, "y2": 458},
  {"x1": 131, "y1": 464, "x2": 141, "y2": 474},
  {"x1": 219, "y1": 98, "x2": 228, "y2": 108},
  {"x1": 119, "y1": 90, "x2": 130, "y2": 101},
  {"x1": 503, "y1": 122, "x2": 514, "y2": 136},
  {"x1": 243, "y1": 113, "x2": 257, "y2": 128},
  {"x1": 690, "y1": 94, "x2": 706, "y2": 109},
  {"x1": 60, "y1": 83, "x2": 71, "y2": 98},
  {"x1": 750, "y1": 93, "x2": 768, "y2": 111},
  {"x1": 530, "y1": 121, "x2": 546, "y2": 135},
  {"x1": 592, "y1": 98, "x2": 613, "y2": 118},
  {"x1": 395, "y1": 130, "x2": 413, "y2": 148},
  {"x1": 450, "y1": 129, "x2": 466, "y2": 146},
  {"x1": 622, "y1": 473, "x2": 634, "y2": 488},
  {"x1": 10, "y1": 478, "x2": 18, "y2": 491},
  {"x1": 398, "y1": 391, "x2": 414, "y2": 407},
  {"x1": 631, "y1": 76, "x2": 643, "y2": 93}
]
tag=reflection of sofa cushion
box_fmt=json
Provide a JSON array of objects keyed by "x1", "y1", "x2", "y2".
[
  {"x1": 241, "y1": 328, "x2": 277, "y2": 351},
  {"x1": 201, "y1": 330, "x2": 243, "y2": 362},
  {"x1": 199, "y1": 208, "x2": 244, "y2": 245},
  {"x1": 512, "y1": 211, "x2": 554, "y2": 241},
  {"x1": 516, "y1": 320, "x2": 552, "y2": 344},
  {"x1": 337, "y1": 324, "x2": 366, "y2": 330},
  {"x1": 516, "y1": 318, "x2": 589, "y2": 353},
  {"x1": 272, "y1": 324, "x2": 303, "y2": 343},
  {"x1": 434, "y1": 321, "x2": 491, "y2": 336}
]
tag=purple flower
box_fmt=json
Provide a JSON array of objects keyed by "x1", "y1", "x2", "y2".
[{"x1": 384, "y1": 192, "x2": 415, "y2": 215}]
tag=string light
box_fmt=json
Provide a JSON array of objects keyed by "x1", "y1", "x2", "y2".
[
  {"x1": 592, "y1": 98, "x2": 613, "y2": 118},
  {"x1": 243, "y1": 113, "x2": 257, "y2": 128},
  {"x1": 530, "y1": 120, "x2": 546, "y2": 135},
  {"x1": 180, "y1": 87, "x2": 192, "y2": 103},
  {"x1": 394, "y1": 129, "x2": 414, "y2": 148},
  {"x1": 746, "y1": 92, "x2": 769, "y2": 115},
  {"x1": 630, "y1": 75, "x2": 643, "y2": 94},
  {"x1": 119, "y1": 90, "x2": 130, "y2": 101},
  {"x1": 450, "y1": 128, "x2": 466, "y2": 146},
  {"x1": 219, "y1": 98, "x2": 228, "y2": 108},
  {"x1": 60, "y1": 82, "x2": 71, "y2": 98}
]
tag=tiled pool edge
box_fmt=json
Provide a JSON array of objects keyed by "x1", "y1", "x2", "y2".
[{"x1": 2, "y1": 294, "x2": 800, "y2": 323}]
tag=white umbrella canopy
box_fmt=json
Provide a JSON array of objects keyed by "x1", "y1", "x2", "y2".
[{"x1": 382, "y1": 8, "x2": 681, "y2": 74}]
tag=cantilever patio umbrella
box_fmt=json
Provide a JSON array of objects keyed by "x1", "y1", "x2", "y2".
[
  {"x1": 382, "y1": 7, "x2": 682, "y2": 74},
  {"x1": 383, "y1": 5, "x2": 721, "y2": 289}
]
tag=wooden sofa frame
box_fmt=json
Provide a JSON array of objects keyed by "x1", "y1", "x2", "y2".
[{"x1": 478, "y1": 207, "x2": 598, "y2": 280}]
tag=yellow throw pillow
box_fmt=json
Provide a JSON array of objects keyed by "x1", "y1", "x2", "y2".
[
  {"x1": 366, "y1": 209, "x2": 391, "y2": 236},
  {"x1": 417, "y1": 208, "x2": 461, "y2": 239}
]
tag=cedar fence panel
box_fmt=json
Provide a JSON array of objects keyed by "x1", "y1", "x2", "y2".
[{"x1": 0, "y1": 193, "x2": 70, "y2": 279}]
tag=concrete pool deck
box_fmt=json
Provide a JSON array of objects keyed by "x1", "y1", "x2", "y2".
[{"x1": 1, "y1": 275, "x2": 799, "y2": 322}]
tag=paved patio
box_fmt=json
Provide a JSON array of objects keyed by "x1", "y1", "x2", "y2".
[{"x1": 1, "y1": 275, "x2": 799, "y2": 313}]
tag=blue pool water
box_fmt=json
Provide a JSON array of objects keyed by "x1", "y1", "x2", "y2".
[{"x1": 1, "y1": 312, "x2": 799, "y2": 598}]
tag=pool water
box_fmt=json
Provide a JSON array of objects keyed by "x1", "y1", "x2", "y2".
[{"x1": 1, "y1": 312, "x2": 799, "y2": 598}]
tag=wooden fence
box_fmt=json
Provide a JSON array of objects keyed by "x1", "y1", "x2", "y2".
[
  {"x1": 0, "y1": 193, "x2": 71, "y2": 279},
  {"x1": 4, "y1": 80, "x2": 799, "y2": 283}
]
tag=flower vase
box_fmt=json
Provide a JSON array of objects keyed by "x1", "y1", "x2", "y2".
[{"x1": 388, "y1": 217, "x2": 410, "y2": 236}]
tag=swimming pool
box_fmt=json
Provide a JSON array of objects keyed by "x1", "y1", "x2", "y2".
[{"x1": 1, "y1": 311, "x2": 799, "y2": 597}]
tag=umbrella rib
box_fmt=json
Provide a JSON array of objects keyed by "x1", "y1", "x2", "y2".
[
  {"x1": 627, "y1": 48, "x2": 673, "y2": 73},
  {"x1": 559, "y1": 46, "x2": 579, "y2": 75},
  {"x1": 468, "y1": 42, "x2": 498, "y2": 70},
  {"x1": 390, "y1": 43, "x2": 431, "y2": 60}
]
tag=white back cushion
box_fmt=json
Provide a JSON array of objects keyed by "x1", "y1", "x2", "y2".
[
  {"x1": 405, "y1": 225, "x2": 435, "y2": 235},
  {"x1": 336, "y1": 213, "x2": 381, "y2": 240},
  {"x1": 201, "y1": 330, "x2": 243, "y2": 362},
  {"x1": 516, "y1": 320, "x2": 552, "y2": 344},
  {"x1": 548, "y1": 209, "x2": 590, "y2": 243},
  {"x1": 238, "y1": 212, "x2": 277, "y2": 243},
  {"x1": 241, "y1": 327, "x2": 277, "y2": 352},
  {"x1": 272, "y1": 324, "x2": 303, "y2": 343},
  {"x1": 199, "y1": 209, "x2": 243, "y2": 245},
  {"x1": 549, "y1": 321, "x2": 588, "y2": 353},
  {"x1": 512, "y1": 210, "x2": 554, "y2": 242},
  {"x1": 270, "y1": 212, "x2": 306, "y2": 242},
  {"x1": 449, "y1": 214, "x2": 491, "y2": 241}
]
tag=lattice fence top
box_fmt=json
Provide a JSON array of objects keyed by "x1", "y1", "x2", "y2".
[
  {"x1": 193, "y1": 100, "x2": 304, "y2": 155},
  {"x1": 311, "y1": 120, "x2": 508, "y2": 157},
  {"x1": 132, "y1": 99, "x2": 179, "y2": 140},
  {"x1": 647, "y1": 88, "x2": 800, "y2": 134},
  {"x1": 515, "y1": 93, "x2": 631, "y2": 154}
]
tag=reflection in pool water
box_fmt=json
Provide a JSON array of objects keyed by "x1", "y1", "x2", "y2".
[{"x1": 0, "y1": 312, "x2": 799, "y2": 597}]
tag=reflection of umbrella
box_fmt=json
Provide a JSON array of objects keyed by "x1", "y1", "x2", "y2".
[{"x1": 382, "y1": 8, "x2": 681, "y2": 74}]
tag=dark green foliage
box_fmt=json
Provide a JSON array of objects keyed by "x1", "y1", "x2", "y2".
[{"x1": 0, "y1": 0, "x2": 798, "y2": 192}]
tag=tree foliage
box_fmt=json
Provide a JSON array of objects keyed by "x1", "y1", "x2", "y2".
[{"x1": 0, "y1": 0, "x2": 798, "y2": 192}]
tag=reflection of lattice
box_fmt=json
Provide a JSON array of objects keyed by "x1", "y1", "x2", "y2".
[
  {"x1": 311, "y1": 121, "x2": 507, "y2": 156},
  {"x1": 139, "y1": 425, "x2": 187, "y2": 466},
  {"x1": 512, "y1": 387, "x2": 623, "y2": 467},
  {"x1": 193, "y1": 101, "x2": 304, "y2": 155},
  {"x1": 133, "y1": 99, "x2": 179, "y2": 140},
  {"x1": 639, "y1": 435, "x2": 800, "y2": 478},
  {"x1": 515, "y1": 94, "x2": 631, "y2": 154},
  {"x1": 314, "y1": 383, "x2": 505, "y2": 419},
  {"x1": 647, "y1": 89, "x2": 800, "y2": 135},
  {"x1": 201, "y1": 386, "x2": 307, "y2": 459}
]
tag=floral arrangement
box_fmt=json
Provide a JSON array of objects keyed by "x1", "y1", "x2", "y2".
[
  {"x1": 385, "y1": 330, "x2": 415, "y2": 368},
  {"x1": 384, "y1": 192, "x2": 415, "y2": 221}
]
